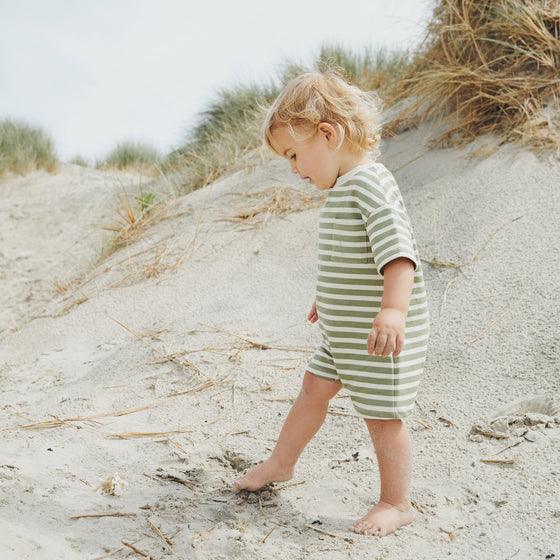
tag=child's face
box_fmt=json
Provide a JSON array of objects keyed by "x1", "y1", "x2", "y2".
[{"x1": 270, "y1": 124, "x2": 343, "y2": 190}]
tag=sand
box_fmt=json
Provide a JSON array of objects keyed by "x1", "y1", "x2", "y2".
[{"x1": 1, "y1": 123, "x2": 559, "y2": 560}]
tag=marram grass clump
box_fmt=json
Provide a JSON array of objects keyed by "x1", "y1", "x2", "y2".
[
  {"x1": 99, "y1": 140, "x2": 160, "y2": 172},
  {"x1": 395, "y1": 0, "x2": 560, "y2": 147},
  {"x1": 0, "y1": 119, "x2": 58, "y2": 177},
  {"x1": 165, "y1": 83, "x2": 279, "y2": 194}
]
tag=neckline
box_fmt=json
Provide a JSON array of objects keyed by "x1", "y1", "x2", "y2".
[{"x1": 333, "y1": 162, "x2": 374, "y2": 188}]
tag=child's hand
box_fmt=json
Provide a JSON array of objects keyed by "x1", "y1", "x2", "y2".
[
  {"x1": 367, "y1": 308, "x2": 407, "y2": 357},
  {"x1": 307, "y1": 300, "x2": 318, "y2": 323}
]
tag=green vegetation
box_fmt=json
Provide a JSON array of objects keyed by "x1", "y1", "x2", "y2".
[
  {"x1": 98, "y1": 140, "x2": 160, "y2": 172},
  {"x1": 164, "y1": 83, "x2": 279, "y2": 194},
  {"x1": 165, "y1": 46, "x2": 411, "y2": 195},
  {"x1": 4, "y1": 1, "x2": 558, "y2": 189},
  {"x1": 167, "y1": 2, "x2": 559, "y2": 194},
  {"x1": 69, "y1": 155, "x2": 91, "y2": 167},
  {"x1": 0, "y1": 119, "x2": 58, "y2": 176}
]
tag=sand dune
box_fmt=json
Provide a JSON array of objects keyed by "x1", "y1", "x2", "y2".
[{"x1": 1, "y1": 124, "x2": 559, "y2": 559}]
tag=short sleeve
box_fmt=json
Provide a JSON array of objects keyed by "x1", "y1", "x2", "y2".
[{"x1": 365, "y1": 204, "x2": 419, "y2": 274}]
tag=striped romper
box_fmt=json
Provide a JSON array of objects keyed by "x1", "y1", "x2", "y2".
[{"x1": 307, "y1": 162, "x2": 429, "y2": 419}]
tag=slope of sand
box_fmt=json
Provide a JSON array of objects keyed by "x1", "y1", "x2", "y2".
[{"x1": 1, "y1": 126, "x2": 559, "y2": 560}]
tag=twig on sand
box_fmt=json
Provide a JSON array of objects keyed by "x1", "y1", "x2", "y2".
[
  {"x1": 108, "y1": 430, "x2": 191, "y2": 439},
  {"x1": 480, "y1": 458, "x2": 516, "y2": 465},
  {"x1": 199, "y1": 322, "x2": 313, "y2": 353},
  {"x1": 492, "y1": 438, "x2": 524, "y2": 455},
  {"x1": 467, "y1": 301, "x2": 521, "y2": 344},
  {"x1": 275, "y1": 480, "x2": 307, "y2": 491},
  {"x1": 423, "y1": 216, "x2": 522, "y2": 269},
  {"x1": 121, "y1": 541, "x2": 157, "y2": 560},
  {"x1": 257, "y1": 496, "x2": 288, "y2": 543},
  {"x1": 440, "y1": 278, "x2": 456, "y2": 315},
  {"x1": 305, "y1": 524, "x2": 354, "y2": 542},
  {"x1": 157, "y1": 183, "x2": 212, "y2": 285},
  {"x1": 225, "y1": 405, "x2": 249, "y2": 435},
  {"x1": 411, "y1": 500, "x2": 426, "y2": 514},
  {"x1": 222, "y1": 186, "x2": 325, "y2": 230},
  {"x1": 144, "y1": 472, "x2": 196, "y2": 487},
  {"x1": 162, "y1": 375, "x2": 228, "y2": 398},
  {"x1": 262, "y1": 523, "x2": 279, "y2": 543},
  {"x1": 167, "y1": 437, "x2": 189, "y2": 455},
  {"x1": 7, "y1": 402, "x2": 166, "y2": 431},
  {"x1": 71, "y1": 513, "x2": 136, "y2": 520},
  {"x1": 412, "y1": 417, "x2": 432, "y2": 429},
  {"x1": 147, "y1": 519, "x2": 174, "y2": 555},
  {"x1": 109, "y1": 315, "x2": 205, "y2": 376}
]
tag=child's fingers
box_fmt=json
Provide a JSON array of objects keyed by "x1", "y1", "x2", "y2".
[
  {"x1": 393, "y1": 333, "x2": 404, "y2": 357},
  {"x1": 369, "y1": 330, "x2": 404, "y2": 357},
  {"x1": 307, "y1": 305, "x2": 318, "y2": 323},
  {"x1": 373, "y1": 332, "x2": 389, "y2": 356},
  {"x1": 367, "y1": 330, "x2": 377, "y2": 354}
]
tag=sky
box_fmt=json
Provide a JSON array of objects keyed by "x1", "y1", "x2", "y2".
[{"x1": 0, "y1": 0, "x2": 433, "y2": 162}]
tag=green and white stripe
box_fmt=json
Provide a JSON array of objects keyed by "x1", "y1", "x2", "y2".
[{"x1": 307, "y1": 163, "x2": 429, "y2": 419}]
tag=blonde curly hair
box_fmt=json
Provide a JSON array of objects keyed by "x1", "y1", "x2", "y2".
[{"x1": 264, "y1": 70, "x2": 382, "y2": 156}]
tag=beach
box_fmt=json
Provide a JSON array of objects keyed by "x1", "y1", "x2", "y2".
[{"x1": 1, "y1": 123, "x2": 559, "y2": 560}]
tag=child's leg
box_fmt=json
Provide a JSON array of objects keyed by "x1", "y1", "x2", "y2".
[
  {"x1": 235, "y1": 371, "x2": 342, "y2": 492},
  {"x1": 350, "y1": 418, "x2": 415, "y2": 537}
]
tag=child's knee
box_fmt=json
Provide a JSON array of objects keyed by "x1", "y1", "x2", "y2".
[
  {"x1": 301, "y1": 371, "x2": 341, "y2": 402},
  {"x1": 364, "y1": 418, "x2": 404, "y2": 438}
]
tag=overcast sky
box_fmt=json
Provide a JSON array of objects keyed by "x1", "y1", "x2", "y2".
[{"x1": 0, "y1": 0, "x2": 433, "y2": 161}]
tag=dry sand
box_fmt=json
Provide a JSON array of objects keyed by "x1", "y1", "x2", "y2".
[{"x1": 1, "y1": 124, "x2": 559, "y2": 560}]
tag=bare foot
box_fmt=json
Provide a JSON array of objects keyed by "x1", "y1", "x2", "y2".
[
  {"x1": 234, "y1": 459, "x2": 294, "y2": 493},
  {"x1": 349, "y1": 500, "x2": 415, "y2": 537}
]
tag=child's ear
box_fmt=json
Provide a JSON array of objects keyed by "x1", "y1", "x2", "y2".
[{"x1": 318, "y1": 122, "x2": 339, "y2": 147}]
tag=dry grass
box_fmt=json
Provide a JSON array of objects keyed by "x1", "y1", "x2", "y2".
[
  {"x1": 102, "y1": 191, "x2": 167, "y2": 254},
  {"x1": 391, "y1": 0, "x2": 560, "y2": 149},
  {"x1": 222, "y1": 186, "x2": 325, "y2": 229}
]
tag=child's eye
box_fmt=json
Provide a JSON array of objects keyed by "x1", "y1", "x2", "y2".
[{"x1": 289, "y1": 154, "x2": 296, "y2": 160}]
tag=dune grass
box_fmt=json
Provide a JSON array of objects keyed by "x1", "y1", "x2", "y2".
[
  {"x1": 69, "y1": 155, "x2": 91, "y2": 167},
  {"x1": 164, "y1": 83, "x2": 279, "y2": 194},
  {"x1": 165, "y1": 46, "x2": 410, "y2": 195},
  {"x1": 168, "y1": 2, "x2": 559, "y2": 195},
  {"x1": 98, "y1": 140, "x2": 161, "y2": 173},
  {"x1": 0, "y1": 119, "x2": 58, "y2": 177},
  {"x1": 392, "y1": 0, "x2": 560, "y2": 147}
]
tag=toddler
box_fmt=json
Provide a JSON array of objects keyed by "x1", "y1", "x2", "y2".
[{"x1": 235, "y1": 71, "x2": 429, "y2": 537}]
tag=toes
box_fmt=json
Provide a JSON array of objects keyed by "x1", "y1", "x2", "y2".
[
  {"x1": 365, "y1": 526, "x2": 383, "y2": 537},
  {"x1": 349, "y1": 521, "x2": 384, "y2": 536}
]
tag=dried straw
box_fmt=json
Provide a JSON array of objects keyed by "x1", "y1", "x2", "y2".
[
  {"x1": 147, "y1": 519, "x2": 174, "y2": 554},
  {"x1": 480, "y1": 458, "x2": 516, "y2": 464},
  {"x1": 223, "y1": 186, "x2": 325, "y2": 229},
  {"x1": 391, "y1": 0, "x2": 560, "y2": 149},
  {"x1": 305, "y1": 524, "x2": 353, "y2": 542},
  {"x1": 108, "y1": 430, "x2": 191, "y2": 439},
  {"x1": 199, "y1": 322, "x2": 314, "y2": 353},
  {"x1": 121, "y1": 541, "x2": 157, "y2": 560},
  {"x1": 423, "y1": 216, "x2": 522, "y2": 269},
  {"x1": 71, "y1": 513, "x2": 136, "y2": 519},
  {"x1": 109, "y1": 315, "x2": 205, "y2": 376},
  {"x1": 467, "y1": 300, "x2": 521, "y2": 344},
  {"x1": 7, "y1": 402, "x2": 166, "y2": 431}
]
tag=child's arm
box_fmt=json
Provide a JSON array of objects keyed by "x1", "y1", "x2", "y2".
[{"x1": 367, "y1": 257, "x2": 415, "y2": 358}]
